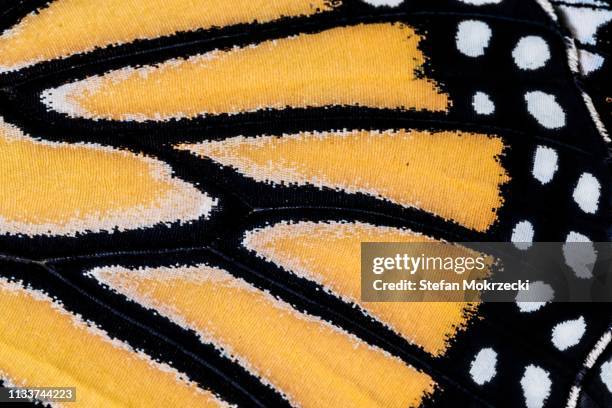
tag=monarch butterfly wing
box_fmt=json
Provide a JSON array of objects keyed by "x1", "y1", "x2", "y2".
[{"x1": 0, "y1": 1, "x2": 609, "y2": 407}]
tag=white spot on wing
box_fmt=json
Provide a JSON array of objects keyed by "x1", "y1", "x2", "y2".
[
  {"x1": 532, "y1": 146, "x2": 558, "y2": 184},
  {"x1": 601, "y1": 359, "x2": 612, "y2": 393},
  {"x1": 579, "y1": 49, "x2": 605, "y2": 75},
  {"x1": 573, "y1": 172, "x2": 600, "y2": 214},
  {"x1": 551, "y1": 316, "x2": 586, "y2": 351},
  {"x1": 563, "y1": 232, "x2": 597, "y2": 279},
  {"x1": 525, "y1": 91, "x2": 566, "y2": 129},
  {"x1": 511, "y1": 220, "x2": 534, "y2": 250},
  {"x1": 456, "y1": 20, "x2": 492, "y2": 57},
  {"x1": 521, "y1": 365, "x2": 552, "y2": 408},
  {"x1": 470, "y1": 348, "x2": 498, "y2": 385},
  {"x1": 558, "y1": 6, "x2": 612, "y2": 45},
  {"x1": 472, "y1": 91, "x2": 495, "y2": 115},
  {"x1": 516, "y1": 281, "x2": 554, "y2": 312},
  {"x1": 512, "y1": 36, "x2": 550, "y2": 70}
]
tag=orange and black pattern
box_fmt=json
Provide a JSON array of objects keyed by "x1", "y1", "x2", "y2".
[{"x1": 0, "y1": 0, "x2": 610, "y2": 407}]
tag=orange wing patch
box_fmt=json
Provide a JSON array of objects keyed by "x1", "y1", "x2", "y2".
[
  {"x1": 92, "y1": 264, "x2": 435, "y2": 408},
  {"x1": 42, "y1": 23, "x2": 449, "y2": 121},
  {"x1": 178, "y1": 130, "x2": 508, "y2": 231},
  {"x1": 244, "y1": 221, "x2": 479, "y2": 356},
  {"x1": 0, "y1": 0, "x2": 339, "y2": 72},
  {"x1": 0, "y1": 119, "x2": 215, "y2": 236},
  {"x1": 0, "y1": 278, "x2": 226, "y2": 408}
]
